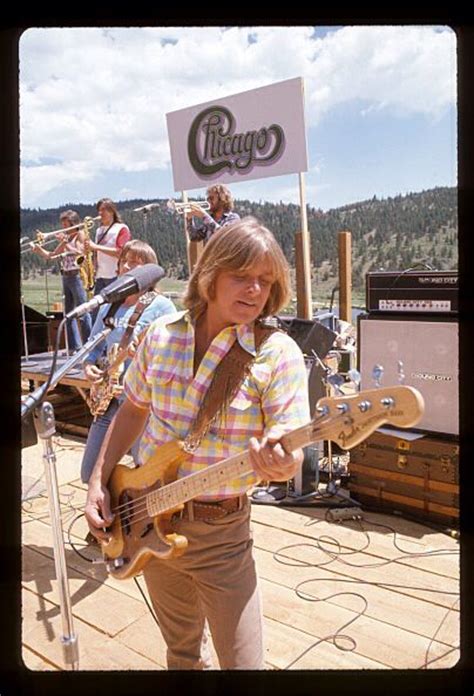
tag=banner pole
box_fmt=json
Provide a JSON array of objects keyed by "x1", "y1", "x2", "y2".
[
  {"x1": 338, "y1": 230, "x2": 352, "y2": 323},
  {"x1": 182, "y1": 190, "x2": 205, "y2": 275},
  {"x1": 181, "y1": 190, "x2": 192, "y2": 276},
  {"x1": 297, "y1": 171, "x2": 313, "y2": 319}
]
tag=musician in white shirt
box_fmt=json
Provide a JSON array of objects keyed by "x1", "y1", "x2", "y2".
[{"x1": 87, "y1": 197, "x2": 132, "y2": 322}]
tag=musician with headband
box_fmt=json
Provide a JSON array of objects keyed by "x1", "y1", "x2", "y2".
[
  {"x1": 84, "y1": 217, "x2": 309, "y2": 669},
  {"x1": 186, "y1": 184, "x2": 240, "y2": 244},
  {"x1": 32, "y1": 209, "x2": 92, "y2": 352}
]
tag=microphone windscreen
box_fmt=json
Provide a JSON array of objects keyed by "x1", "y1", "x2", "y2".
[{"x1": 132, "y1": 263, "x2": 166, "y2": 292}]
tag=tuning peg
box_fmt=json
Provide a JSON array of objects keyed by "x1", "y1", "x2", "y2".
[
  {"x1": 372, "y1": 364, "x2": 384, "y2": 388},
  {"x1": 348, "y1": 368, "x2": 361, "y2": 390},
  {"x1": 327, "y1": 372, "x2": 345, "y2": 396},
  {"x1": 397, "y1": 360, "x2": 405, "y2": 384}
]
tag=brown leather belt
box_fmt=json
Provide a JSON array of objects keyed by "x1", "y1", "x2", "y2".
[
  {"x1": 176, "y1": 495, "x2": 246, "y2": 521},
  {"x1": 61, "y1": 269, "x2": 79, "y2": 276}
]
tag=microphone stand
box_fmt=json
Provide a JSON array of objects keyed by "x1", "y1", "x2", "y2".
[
  {"x1": 310, "y1": 348, "x2": 336, "y2": 487},
  {"x1": 62, "y1": 291, "x2": 70, "y2": 355},
  {"x1": 21, "y1": 303, "x2": 120, "y2": 670}
]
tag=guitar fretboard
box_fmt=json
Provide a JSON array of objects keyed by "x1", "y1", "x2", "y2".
[
  {"x1": 146, "y1": 453, "x2": 254, "y2": 516},
  {"x1": 145, "y1": 419, "x2": 324, "y2": 516}
]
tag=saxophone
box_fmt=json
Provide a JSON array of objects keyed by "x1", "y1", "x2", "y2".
[
  {"x1": 78, "y1": 216, "x2": 96, "y2": 299},
  {"x1": 86, "y1": 323, "x2": 149, "y2": 417},
  {"x1": 87, "y1": 343, "x2": 125, "y2": 417}
]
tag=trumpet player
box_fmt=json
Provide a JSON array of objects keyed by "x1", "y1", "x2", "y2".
[
  {"x1": 186, "y1": 184, "x2": 240, "y2": 244},
  {"x1": 31, "y1": 209, "x2": 92, "y2": 352}
]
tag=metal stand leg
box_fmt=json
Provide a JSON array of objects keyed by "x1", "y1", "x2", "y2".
[
  {"x1": 45, "y1": 266, "x2": 50, "y2": 313},
  {"x1": 34, "y1": 401, "x2": 79, "y2": 670},
  {"x1": 62, "y1": 293, "x2": 70, "y2": 355}
]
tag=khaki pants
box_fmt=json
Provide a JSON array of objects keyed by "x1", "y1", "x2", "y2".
[{"x1": 142, "y1": 498, "x2": 264, "y2": 670}]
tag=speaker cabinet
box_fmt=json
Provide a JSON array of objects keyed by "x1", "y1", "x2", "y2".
[
  {"x1": 358, "y1": 315, "x2": 458, "y2": 436},
  {"x1": 46, "y1": 313, "x2": 66, "y2": 350},
  {"x1": 21, "y1": 305, "x2": 49, "y2": 355}
]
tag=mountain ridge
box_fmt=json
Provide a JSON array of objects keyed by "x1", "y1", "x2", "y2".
[{"x1": 20, "y1": 186, "x2": 458, "y2": 291}]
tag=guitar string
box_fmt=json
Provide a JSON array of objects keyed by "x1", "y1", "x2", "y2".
[
  {"x1": 108, "y1": 395, "x2": 407, "y2": 529},
  {"x1": 107, "y1": 410, "x2": 357, "y2": 529},
  {"x1": 107, "y1": 410, "x2": 338, "y2": 518},
  {"x1": 108, "y1": 406, "x2": 388, "y2": 525}
]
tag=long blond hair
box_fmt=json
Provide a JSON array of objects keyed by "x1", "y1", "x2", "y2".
[
  {"x1": 207, "y1": 184, "x2": 234, "y2": 213},
  {"x1": 183, "y1": 216, "x2": 290, "y2": 320}
]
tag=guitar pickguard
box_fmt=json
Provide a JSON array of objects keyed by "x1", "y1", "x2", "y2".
[{"x1": 102, "y1": 478, "x2": 188, "y2": 578}]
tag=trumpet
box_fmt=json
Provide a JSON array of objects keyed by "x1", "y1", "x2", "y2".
[
  {"x1": 21, "y1": 236, "x2": 59, "y2": 254},
  {"x1": 20, "y1": 215, "x2": 101, "y2": 254},
  {"x1": 49, "y1": 250, "x2": 85, "y2": 264},
  {"x1": 166, "y1": 199, "x2": 210, "y2": 215}
]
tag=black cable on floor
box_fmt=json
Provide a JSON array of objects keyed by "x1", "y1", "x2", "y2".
[
  {"x1": 284, "y1": 590, "x2": 368, "y2": 669},
  {"x1": 272, "y1": 514, "x2": 460, "y2": 669}
]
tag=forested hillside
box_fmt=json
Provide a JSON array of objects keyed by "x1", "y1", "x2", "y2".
[{"x1": 20, "y1": 186, "x2": 457, "y2": 291}]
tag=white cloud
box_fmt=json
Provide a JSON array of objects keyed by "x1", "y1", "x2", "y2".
[
  {"x1": 21, "y1": 160, "x2": 91, "y2": 201},
  {"x1": 19, "y1": 25, "x2": 456, "y2": 207},
  {"x1": 304, "y1": 25, "x2": 456, "y2": 122}
]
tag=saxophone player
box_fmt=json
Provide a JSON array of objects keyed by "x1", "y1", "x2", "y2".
[
  {"x1": 80, "y1": 240, "x2": 176, "y2": 487},
  {"x1": 31, "y1": 209, "x2": 92, "y2": 352},
  {"x1": 87, "y1": 198, "x2": 132, "y2": 323}
]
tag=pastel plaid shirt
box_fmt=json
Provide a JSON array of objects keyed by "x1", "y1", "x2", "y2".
[{"x1": 123, "y1": 310, "x2": 310, "y2": 500}]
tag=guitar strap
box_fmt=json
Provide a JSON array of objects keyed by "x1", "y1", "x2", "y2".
[
  {"x1": 93, "y1": 222, "x2": 115, "y2": 272},
  {"x1": 117, "y1": 290, "x2": 158, "y2": 353},
  {"x1": 184, "y1": 321, "x2": 279, "y2": 452},
  {"x1": 96, "y1": 222, "x2": 115, "y2": 246}
]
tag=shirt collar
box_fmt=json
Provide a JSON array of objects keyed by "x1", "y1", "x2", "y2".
[{"x1": 180, "y1": 310, "x2": 257, "y2": 356}]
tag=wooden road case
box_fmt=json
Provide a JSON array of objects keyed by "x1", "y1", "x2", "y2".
[{"x1": 348, "y1": 428, "x2": 459, "y2": 527}]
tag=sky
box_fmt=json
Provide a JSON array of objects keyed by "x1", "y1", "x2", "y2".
[{"x1": 18, "y1": 25, "x2": 457, "y2": 212}]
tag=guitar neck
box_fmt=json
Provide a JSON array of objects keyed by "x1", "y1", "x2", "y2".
[
  {"x1": 143, "y1": 385, "x2": 425, "y2": 517},
  {"x1": 146, "y1": 452, "x2": 254, "y2": 516},
  {"x1": 145, "y1": 419, "x2": 328, "y2": 517}
]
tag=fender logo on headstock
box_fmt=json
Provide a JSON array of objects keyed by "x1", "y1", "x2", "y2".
[{"x1": 337, "y1": 407, "x2": 409, "y2": 449}]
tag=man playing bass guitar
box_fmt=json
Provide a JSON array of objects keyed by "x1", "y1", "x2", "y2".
[{"x1": 84, "y1": 217, "x2": 310, "y2": 670}]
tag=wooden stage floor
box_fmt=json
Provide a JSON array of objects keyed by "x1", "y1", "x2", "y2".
[{"x1": 21, "y1": 433, "x2": 460, "y2": 672}]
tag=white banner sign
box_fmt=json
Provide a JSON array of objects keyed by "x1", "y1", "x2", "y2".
[{"x1": 166, "y1": 77, "x2": 308, "y2": 192}]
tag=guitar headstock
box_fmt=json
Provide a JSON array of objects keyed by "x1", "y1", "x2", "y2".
[{"x1": 315, "y1": 385, "x2": 425, "y2": 450}]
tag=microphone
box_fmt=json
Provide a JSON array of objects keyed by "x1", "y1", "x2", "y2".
[
  {"x1": 66, "y1": 263, "x2": 165, "y2": 319},
  {"x1": 133, "y1": 203, "x2": 161, "y2": 213}
]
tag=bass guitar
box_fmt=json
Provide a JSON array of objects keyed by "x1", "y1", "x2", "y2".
[{"x1": 99, "y1": 385, "x2": 424, "y2": 579}]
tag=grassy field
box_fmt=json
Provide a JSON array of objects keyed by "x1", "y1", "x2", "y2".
[
  {"x1": 21, "y1": 273, "x2": 365, "y2": 316},
  {"x1": 20, "y1": 274, "x2": 187, "y2": 315}
]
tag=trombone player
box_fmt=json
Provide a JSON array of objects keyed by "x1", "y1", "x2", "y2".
[
  {"x1": 186, "y1": 184, "x2": 240, "y2": 244},
  {"x1": 31, "y1": 209, "x2": 92, "y2": 352}
]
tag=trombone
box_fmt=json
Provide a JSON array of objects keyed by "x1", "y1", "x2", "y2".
[
  {"x1": 166, "y1": 199, "x2": 210, "y2": 215},
  {"x1": 20, "y1": 215, "x2": 101, "y2": 254}
]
